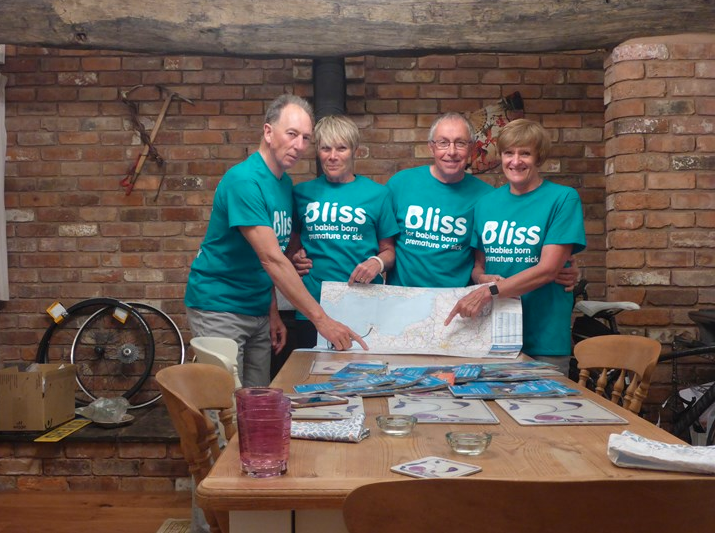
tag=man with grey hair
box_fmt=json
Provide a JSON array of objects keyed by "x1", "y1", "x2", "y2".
[
  {"x1": 185, "y1": 94, "x2": 366, "y2": 390},
  {"x1": 386, "y1": 112, "x2": 494, "y2": 288}
]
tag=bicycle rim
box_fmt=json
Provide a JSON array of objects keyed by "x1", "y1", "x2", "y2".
[
  {"x1": 122, "y1": 302, "x2": 186, "y2": 408},
  {"x1": 70, "y1": 304, "x2": 155, "y2": 406}
]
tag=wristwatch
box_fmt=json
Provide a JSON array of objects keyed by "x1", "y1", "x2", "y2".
[{"x1": 489, "y1": 284, "x2": 500, "y2": 298}]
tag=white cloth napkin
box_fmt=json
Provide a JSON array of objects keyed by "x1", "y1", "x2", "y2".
[
  {"x1": 291, "y1": 413, "x2": 370, "y2": 443},
  {"x1": 607, "y1": 430, "x2": 715, "y2": 475}
]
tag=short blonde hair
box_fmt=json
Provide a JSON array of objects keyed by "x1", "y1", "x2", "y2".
[
  {"x1": 313, "y1": 115, "x2": 360, "y2": 152},
  {"x1": 497, "y1": 118, "x2": 551, "y2": 165}
]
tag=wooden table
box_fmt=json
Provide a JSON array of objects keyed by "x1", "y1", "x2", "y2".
[{"x1": 197, "y1": 351, "x2": 701, "y2": 533}]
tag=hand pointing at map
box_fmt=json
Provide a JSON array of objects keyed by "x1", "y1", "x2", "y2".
[
  {"x1": 315, "y1": 315, "x2": 369, "y2": 351},
  {"x1": 444, "y1": 285, "x2": 493, "y2": 327}
]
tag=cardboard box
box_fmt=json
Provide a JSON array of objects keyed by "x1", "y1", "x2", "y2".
[{"x1": 0, "y1": 364, "x2": 76, "y2": 431}]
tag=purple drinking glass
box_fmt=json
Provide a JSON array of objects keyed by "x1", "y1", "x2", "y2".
[
  {"x1": 237, "y1": 407, "x2": 291, "y2": 478},
  {"x1": 235, "y1": 387, "x2": 285, "y2": 415}
]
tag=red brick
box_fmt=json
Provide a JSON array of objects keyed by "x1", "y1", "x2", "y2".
[
  {"x1": 647, "y1": 135, "x2": 696, "y2": 153},
  {"x1": 646, "y1": 61, "x2": 695, "y2": 78},
  {"x1": 522, "y1": 69, "x2": 565, "y2": 85},
  {"x1": 646, "y1": 250, "x2": 694, "y2": 267},
  {"x1": 697, "y1": 211, "x2": 715, "y2": 228},
  {"x1": 183, "y1": 131, "x2": 225, "y2": 144},
  {"x1": 610, "y1": 80, "x2": 667, "y2": 100},
  {"x1": 604, "y1": 99, "x2": 645, "y2": 122},
  {"x1": 670, "y1": 230, "x2": 715, "y2": 248},
  {"x1": 672, "y1": 192, "x2": 715, "y2": 209},
  {"x1": 646, "y1": 172, "x2": 697, "y2": 190},
  {"x1": 607, "y1": 212, "x2": 644, "y2": 230},
  {"x1": 696, "y1": 249, "x2": 715, "y2": 266},
  {"x1": 670, "y1": 42, "x2": 715, "y2": 60},
  {"x1": 606, "y1": 250, "x2": 645, "y2": 268},
  {"x1": 498, "y1": 55, "x2": 540, "y2": 69},
  {"x1": 419, "y1": 55, "x2": 457, "y2": 69},
  {"x1": 606, "y1": 61, "x2": 645, "y2": 86},
  {"x1": 17, "y1": 476, "x2": 69, "y2": 490},
  {"x1": 375, "y1": 84, "x2": 419, "y2": 99},
  {"x1": 672, "y1": 79, "x2": 715, "y2": 96},
  {"x1": 646, "y1": 211, "x2": 696, "y2": 228},
  {"x1": 609, "y1": 231, "x2": 668, "y2": 249},
  {"x1": 673, "y1": 270, "x2": 715, "y2": 286}
]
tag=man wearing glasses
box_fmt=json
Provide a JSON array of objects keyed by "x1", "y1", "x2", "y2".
[{"x1": 386, "y1": 113, "x2": 493, "y2": 288}]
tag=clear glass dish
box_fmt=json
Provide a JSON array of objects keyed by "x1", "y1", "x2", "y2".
[
  {"x1": 445, "y1": 431, "x2": 492, "y2": 455},
  {"x1": 376, "y1": 414, "x2": 417, "y2": 436}
]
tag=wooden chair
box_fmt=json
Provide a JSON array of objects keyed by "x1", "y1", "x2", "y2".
[
  {"x1": 343, "y1": 478, "x2": 715, "y2": 533},
  {"x1": 156, "y1": 363, "x2": 236, "y2": 533},
  {"x1": 573, "y1": 334, "x2": 661, "y2": 413}
]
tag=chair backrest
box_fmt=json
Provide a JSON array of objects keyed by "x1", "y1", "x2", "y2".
[
  {"x1": 573, "y1": 334, "x2": 661, "y2": 413},
  {"x1": 342, "y1": 478, "x2": 715, "y2": 533},
  {"x1": 190, "y1": 336, "x2": 242, "y2": 389},
  {"x1": 156, "y1": 363, "x2": 236, "y2": 533}
]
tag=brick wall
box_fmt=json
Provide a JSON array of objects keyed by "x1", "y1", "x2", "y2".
[
  {"x1": 0, "y1": 440, "x2": 188, "y2": 491},
  {"x1": 0, "y1": 45, "x2": 607, "y2": 361},
  {"x1": 604, "y1": 34, "x2": 715, "y2": 420}
]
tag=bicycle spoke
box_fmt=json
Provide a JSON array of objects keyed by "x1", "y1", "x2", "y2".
[
  {"x1": 123, "y1": 302, "x2": 186, "y2": 408},
  {"x1": 71, "y1": 305, "x2": 154, "y2": 406}
]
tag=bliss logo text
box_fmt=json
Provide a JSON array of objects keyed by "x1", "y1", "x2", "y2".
[
  {"x1": 304, "y1": 202, "x2": 367, "y2": 225},
  {"x1": 405, "y1": 205, "x2": 467, "y2": 236},
  {"x1": 273, "y1": 210, "x2": 292, "y2": 239},
  {"x1": 482, "y1": 220, "x2": 541, "y2": 245}
]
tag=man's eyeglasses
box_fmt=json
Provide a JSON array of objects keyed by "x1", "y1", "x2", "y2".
[{"x1": 430, "y1": 139, "x2": 471, "y2": 151}]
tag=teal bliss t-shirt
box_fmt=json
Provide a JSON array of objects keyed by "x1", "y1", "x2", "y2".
[
  {"x1": 185, "y1": 151, "x2": 293, "y2": 316},
  {"x1": 386, "y1": 165, "x2": 494, "y2": 288},
  {"x1": 293, "y1": 174, "x2": 399, "y2": 319},
  {"x1": 472, "y1": 180, "x2": 586, "y2": 356}
]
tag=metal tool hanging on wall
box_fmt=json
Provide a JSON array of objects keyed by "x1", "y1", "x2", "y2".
[{"x1": 120, "y1": 84, "x2": 194, "y2": 198}]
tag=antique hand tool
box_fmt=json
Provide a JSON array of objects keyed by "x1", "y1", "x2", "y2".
[{"x1": 120, "y1": 85, "x2": 194, "y2": 195}]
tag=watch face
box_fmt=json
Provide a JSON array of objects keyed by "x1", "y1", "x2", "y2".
[{"x1": 489, "y1": 284, "x2": 499, "y2": 296}]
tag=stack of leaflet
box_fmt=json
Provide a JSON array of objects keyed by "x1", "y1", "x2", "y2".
[
  {"x1": 295, "y1": 362, "x2": 451, "y2": 397},
  {"x1": 449, "y1": 379, "x2": 580, "y2": 399},
  {"x1": 297, "y1": 361, "x2": 579, "y2": 400}
]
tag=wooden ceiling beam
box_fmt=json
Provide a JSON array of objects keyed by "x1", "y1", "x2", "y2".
[{"x1": 1, "y1": 0, "x2": 714, "y2": 58}]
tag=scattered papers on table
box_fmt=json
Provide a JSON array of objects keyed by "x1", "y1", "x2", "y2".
[
  {"x1": 608, "y1": 430, "x2": 715, "y2": 475},
  {"x1": 388, "y1": 395, "x2": 499, "y2": 424},
  {"x1": 495, "y1": 398, "x2": 628, "y2": 425},
  {"x1": 291, "y1": 413, "x2": 370, "y2": 443},
  {"x1": 450, "y1": 379, "x2": 580, "y2": 399},
  {"x1": 309, "y1": 359, "x2": 385, "y2": 375},
  {"x1": 331, "y1": 362, "x2": 389, "y2": 381},
  {"x1": 290, "y1": 396, "x2": 365, "y2": 420}
]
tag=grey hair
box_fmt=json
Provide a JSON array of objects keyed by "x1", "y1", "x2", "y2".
[
  {"x1": 427, "y1": 112, "x2": 476, "y2": 142},
  {"x1": 264, "y1": 94, "x2": 314, "y2": 126}
]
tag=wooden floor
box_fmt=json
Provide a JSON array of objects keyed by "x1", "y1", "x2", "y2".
[{"x1": 0, "y1": 491, "x2": 192, "y2": 533}]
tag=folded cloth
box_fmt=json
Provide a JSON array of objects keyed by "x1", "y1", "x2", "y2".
[
  {"x1": 608, "y1": 430, "x2": 715, "y2": 475},
  {"x1": 291, "y1": 413, "x2": 370, "y2": 443}
]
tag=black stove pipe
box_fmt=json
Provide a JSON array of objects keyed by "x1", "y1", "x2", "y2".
[{"x1": 312, "y1": 57, "x2": 347, "y2": 176}]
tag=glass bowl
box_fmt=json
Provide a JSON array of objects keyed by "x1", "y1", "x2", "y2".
[
  {"x1": 376, "y1": 414, "x2": 417, "y2": 437},
  {"x1": 445, "y1": 431, "x2": 492, "y2": 455}
]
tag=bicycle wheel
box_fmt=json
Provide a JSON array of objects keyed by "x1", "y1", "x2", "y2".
[
  {"x1": 120, "y1": 302, "x2": 186, "y2": 408},
  {"x1": 69, "y1": 303, "x2": 155, "y2": 406}
]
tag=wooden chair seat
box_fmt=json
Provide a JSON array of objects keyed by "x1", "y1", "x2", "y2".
[
  {"x1": 573, "y1": 334, "x2": 661, "y2": 413},
  {"x1": 343, "y1": 478, "x2": 715, "y2": 533},
  {"x1": 156, "y1": 363, "x2": 236, "y2": 533}
]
